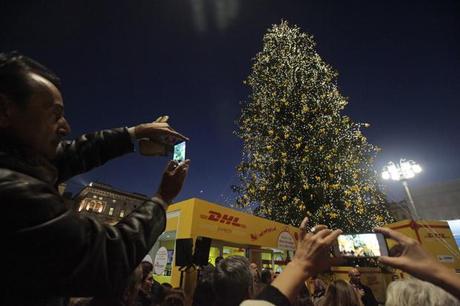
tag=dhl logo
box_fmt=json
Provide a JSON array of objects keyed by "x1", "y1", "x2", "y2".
[{"x1": 200, "y1": 210, "x2": 246, "y2": 228}]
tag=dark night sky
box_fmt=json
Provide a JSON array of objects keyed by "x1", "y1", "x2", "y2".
[{"x1": 1, "y1": 0, "x2": 459, "y2": 204}]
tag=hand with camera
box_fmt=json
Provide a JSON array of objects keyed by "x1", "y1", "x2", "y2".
[
  {"x1": 134, "y1": 116, "x2": 188, "y2": 156},
  {"x1": 154, "y1": 160, "x2": 190, "y2": 207},
  {"x1": 134, "y1": 115, "x2": 188, "y2": 144},
  {"x1": 375, "y1": 226, "x2": 460, "y2": 300},
  {"x1": 269, "y1": 218, "x2": 342, "y2": 303}
]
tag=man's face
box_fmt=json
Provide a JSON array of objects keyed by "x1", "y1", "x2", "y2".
[
  {"x1": 142, "y1": 275, "x2": 154, "y2": 292},
  {"x1": 349, "y1": 270, "x2": 361, "y2": 284},
  {"x1": 4, "y1": 72, "x2": 70, "y2": 160}
]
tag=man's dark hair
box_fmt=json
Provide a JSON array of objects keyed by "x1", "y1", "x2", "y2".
[
  {"x1": 0, "y1": 52, "x2": 60, "y2": 108},
  {"x1": 215, "y1": 256, "x2": 224, "y2": 266},
  {"x1": 260, "y1": 268, "x2": 273, "y2": 284},
  {"x1": 213, "y1": 256, "x2": 253, "y2": 306},
  {"x1": 193, "y1": 265, "x2": 216, "y2": 306}
]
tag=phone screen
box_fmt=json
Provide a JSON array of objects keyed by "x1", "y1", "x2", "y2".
[
  {"x1": 336, "y1": 233, "x2": 388, "y2": 257},
  {"x1": 173, "y1": 141, "x2": 186, "y2": 162}
]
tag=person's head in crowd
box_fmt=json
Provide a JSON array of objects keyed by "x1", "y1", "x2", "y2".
[
  {"x1": 193, "y1": 263, "x2": 216, "y2": 306},
  {"x1": 260, "y1": 269, "x2": 273, "y2": 285},
  {"x1": 0, "y1": 52, "x2": 71, "y2": 159},
  {"x1": 198, "y1": 263, "x2": 215, "y2": 283},
  {"x1": 293, "y1": 283, "x2": 313, "y2": 306},
  {"x1": 161, "y1": 288, "x2": 186, "y2": 306},
  {"x1": 150, "y1": 279, "x2": 167, "y2": 305},
  {"x1": 313, "y1": 277, "x2": 326, "y2": 294},
  {"x1": 294, "y1": 296, "x2": 314, "y2": 306},
  {"x1": 249, "y1": 262, "x2": 261, "y2": 282},
  {"x1": 348, "y1": 268, "x2": 362, "y2": 285},
  {"x1": 122, "y1": 265, "x2": 144, "y2": 306},
  {"x1": 213, "y1": 255, "x2": 253, "y2": 306},
  {"x1": 215, "y1": 256, "x2": 224, "y2": 266},
  {"x1": 319, "y1": 280, "x2": 362, "y2": 306},
  {"x1": 141, "y1": 254, "x2": 154, "y2": 280},
  {"x1": 385, "y1": 278, "x2": 460, "y2": 306},
  {"x1": 142, "y1": 274, "x2": 154, "y2": 293}
]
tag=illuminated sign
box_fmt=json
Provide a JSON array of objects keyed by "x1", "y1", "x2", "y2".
[
  {"x1": 154, "y1": 247, "x2": 168, "y2": 275},
  {"x1": 278, "y1": 231, "x2": 296, "y2": 251}
]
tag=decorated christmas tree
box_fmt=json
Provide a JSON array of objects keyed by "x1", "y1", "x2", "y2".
[{"x1": 234, "y1": 21, "x2": 394, "y2": 232}]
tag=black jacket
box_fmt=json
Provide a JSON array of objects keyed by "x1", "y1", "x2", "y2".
[{"x1": 0, "y1": 128, "x2": 166, "y2": 306}]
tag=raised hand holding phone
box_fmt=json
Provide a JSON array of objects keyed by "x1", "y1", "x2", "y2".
[
  {"x1": 137, "y1": 115, "x2": 188, "y2": 156},
  {"x1": 375, "y1": 226, "x2": 460, "y2": 300}
]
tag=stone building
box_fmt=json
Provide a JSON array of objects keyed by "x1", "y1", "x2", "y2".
[
  {"x1": 387, "y1": 200, "x2": 412, "y2": 221},
  {"x1": 74, "y1": 182, "x2": 149, "y2": 225},
  {"x1": 410, "y1": 179, "x2": 460, "y2": 220}
]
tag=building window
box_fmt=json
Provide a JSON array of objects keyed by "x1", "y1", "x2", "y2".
[
  {"x1": 78, "y1": 202, "x2": 85, "y2": 212},
  {"x1": 109, "y1": 207, "x2": 114, "y2": 216}
]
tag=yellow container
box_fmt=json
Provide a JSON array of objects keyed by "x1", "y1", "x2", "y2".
[
  {"x1": 153, "y1": 198, "x2": 300, "y2": 296},
  {"x1": 385, "y1": 219, "x2": 460, "y2": 275}
]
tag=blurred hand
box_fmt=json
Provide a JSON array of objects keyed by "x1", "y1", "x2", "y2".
[
  {"x1": 375, "y1": 227, "x2": 460, "y2": 301},
  {"x1": 134, "y1": 115, "x2": 188, "y2": 144},
  {"x1": 375, "y1": 227, "x2": 447, "y2": 281},
  {"x1": 292, "y1": 218, "x2": 342, "y2": 276},
  {"x1": 156, "y1": 160, "x2": 190, "y2": 204}
]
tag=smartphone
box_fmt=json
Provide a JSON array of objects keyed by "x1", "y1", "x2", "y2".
[
  {"x1": 173, "y1": 141, "x2": 186, "y2": 162},
  {"x1": 333, "y1": 233, "x2": 388, "y2": 257}
]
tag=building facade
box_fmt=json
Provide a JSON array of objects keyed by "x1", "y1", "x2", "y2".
[
  {"x1": 387, "y1": 200, "x2": 412, "y2": 221},
  {"x1": 74, "y1": 182, "x2": 150, "y2": 225},
  {"x1": 410, "y1": 179, "x2": 460, "y2": 220}
]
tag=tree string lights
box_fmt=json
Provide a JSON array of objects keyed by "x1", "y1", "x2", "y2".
[{"x1": 233, "y1": 21, "x2": 394, "y2": 232}]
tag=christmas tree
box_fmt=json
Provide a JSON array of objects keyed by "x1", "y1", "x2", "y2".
[{"x1": 234, "y1": 21, "x2": 394, "y2": 232}]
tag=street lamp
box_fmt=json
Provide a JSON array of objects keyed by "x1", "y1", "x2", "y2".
[{"x1": 382, "y1": 159, "x2": 422, "y2": 218}]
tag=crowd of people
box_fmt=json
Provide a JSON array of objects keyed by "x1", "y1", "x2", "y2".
[{"x1": 1, "y1": 52, "x2": 460, "y2": 306}]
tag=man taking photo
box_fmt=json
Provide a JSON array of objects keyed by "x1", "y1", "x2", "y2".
[{"x1": 0, "y1": 52, "x2": 190, "y2": 306}]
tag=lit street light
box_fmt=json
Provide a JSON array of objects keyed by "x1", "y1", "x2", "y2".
[{"x1": 382, "y1": 159, "x2": 422, "y2": 218}]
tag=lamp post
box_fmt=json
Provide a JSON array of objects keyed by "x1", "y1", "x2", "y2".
[{"x1": 382, "y1": 159, "x2": 422, "y2": 218}]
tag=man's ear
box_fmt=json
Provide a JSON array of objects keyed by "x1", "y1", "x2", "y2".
[{"x1": 0, "y1": 94, "x2": 14, "y2": 128}]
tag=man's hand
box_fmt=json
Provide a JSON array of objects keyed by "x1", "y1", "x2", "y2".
[
  {"x1": 269, "y1": 218, "x2": 342, "y2": 303},
  {"x1": 155, "y1": 160, "x2": 190, "y2": 205},
  {"x1": 292, "y1": 218, "x2": 342, "y2": 276},
  {"x1": 375, "y1": 227, "x2": 448, "y2": 281},
  {"x1": 375, "y1": 227, "x2": 460, "y2": 299},
  {"x1": 376, "y1": 226, "x2": 460, "y2": 300},
  {"x1": 134, "y1": 116, "x2": 188, "y2": 145}
]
